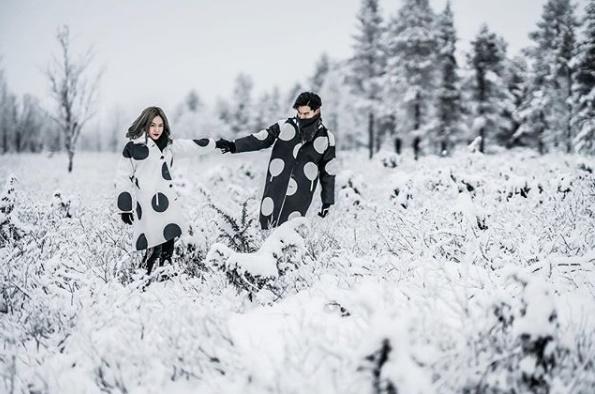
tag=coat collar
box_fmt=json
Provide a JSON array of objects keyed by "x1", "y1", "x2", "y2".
[
  {"x1": 290, "y1": 117, "x2": 325, "y2": 143},
  {"x1": 131, "y1": 134, "x2": 171, "y2": 152}
]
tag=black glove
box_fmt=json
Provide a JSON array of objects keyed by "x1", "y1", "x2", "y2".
[
  {"x1": 318, "y1": 203, "x2": 331, "y2": 218},
  {"x1": 216, "y1": 138, "x2": 236, "y2": 154},
  {"x1": 121, "y1": 212, "x2": 134, "y2": 225}
]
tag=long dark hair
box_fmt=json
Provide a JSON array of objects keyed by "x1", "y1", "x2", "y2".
[{"x1": 126, "y1": 106, "x2": 172, "y2": 140}]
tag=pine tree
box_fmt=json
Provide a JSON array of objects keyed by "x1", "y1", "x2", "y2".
[
  {"x1": 254, "y1": 86, "x2": 283, "y2": 130},
  {"x1": 435, "y1": 1, "x2": 462, "y2": 155},
  {"x1": 467, "y1": 25, "x2": 514, "y2": 153},
  {"x1": 320, "y1": 61, "x2": 364, "y2": 150},
  {"x1": 229, "y1": 73, "x2": 255, "y2": 135},
  {"x1": 351, "y1": 0, "x2": 385, "y2": 158},
  {"x1": 310, "y1": 53, "x2": 330, "y2": 92},
  {"x1": 184, "y1": 90, "x2": 202, "y2": 113},
  {"x1": 0, "y1": 63, "x2": 18, "y2": 154},
  {"x1": 572, "y1": 0, "x2": 595, "y2": 154},
  {"x1": 385, "y1": 0, "x2": 438, "y2": 159},
  {"x1": 520, "y1": 0, "x2": 580, "y2": 153},
  {"x1": 506, "y1": 56, "x2": 530, "y2": 148},
  {"x1": 285, "y1": 82, "x2": 303, "y2": 113}
]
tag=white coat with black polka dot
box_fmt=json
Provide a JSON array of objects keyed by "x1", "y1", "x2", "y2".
[{"x1": 114, "y1": 135, "x2": 216, "y2": 250}]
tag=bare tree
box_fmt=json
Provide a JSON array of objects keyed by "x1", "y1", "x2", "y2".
[{"x1": 46, "y1": 25, "x2": 101, "y2": 172}]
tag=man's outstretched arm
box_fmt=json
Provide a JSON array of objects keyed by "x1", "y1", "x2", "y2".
[{"x1": 217, "y1": 123, "x2": 281, "y2": 154}]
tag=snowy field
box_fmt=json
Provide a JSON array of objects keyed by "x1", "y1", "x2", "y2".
[{"x1": 1, "y1": 149, "x2": 594, "y2": 393}]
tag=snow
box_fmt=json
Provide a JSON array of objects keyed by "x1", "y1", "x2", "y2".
[
  {"x1": 206, "y1": 218, "x2": 307, "y2": 279},
  {"x1": 1, "y1": 148, "x2": 594, "y2": 393}
]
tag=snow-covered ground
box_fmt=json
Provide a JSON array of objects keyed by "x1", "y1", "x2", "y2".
[{"x1": 1, "y1": 148, "x2": 594, "y2": 393}]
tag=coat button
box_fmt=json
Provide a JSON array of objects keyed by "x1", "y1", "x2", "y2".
[
  {"x1": 169, "y1": 184, "x2": 173, "y2": 188},
  {"x1": 160, "y1": 155, "x2": 164, "y2": 159}
]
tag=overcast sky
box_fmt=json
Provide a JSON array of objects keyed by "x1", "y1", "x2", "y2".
[{"x1": 0, "y1": 0, "x2": 588, "y2": 125}]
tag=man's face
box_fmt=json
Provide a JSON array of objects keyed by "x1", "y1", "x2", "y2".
[
  {"x1": 296, "y1": 105, "x2": 320, "y2": 119},
  {"x1": 148, "y1": 115, "x2": 164, "y2": 141}
]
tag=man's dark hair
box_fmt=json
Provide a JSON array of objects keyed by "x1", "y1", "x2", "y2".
[{"x1": 293, "y1": 91, "x2": 322, "y2": 110}]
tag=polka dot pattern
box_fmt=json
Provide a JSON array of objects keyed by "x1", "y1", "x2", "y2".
[
  {"x1": 288, "y1": 211, "x2": 302, "y2": 220},
  {"x1": 286, "y1": 178, "x2": 298, "y2": 196},
  {"x1": 313, "y1": 136, "x2": 329, "y2": 154},
  {"x1": 124, "y1": 142, "x2": 149, "y2": 160},
  {"x1": 193, "y1": 138, "x2": 209, "y2": 147},
  {"x1": 303, "y1": 162, "x2": 318, "y2": 181},
  {"x1": 151, "y1": 192, "x2": 169, "y2": 212},
  {"x1": 269, "y1": 158, "x2": 284, "y2": 177},
  {"x1": 261, "y1": 197, "x2": 274, "y2": 216},
  {"x1": 279, "y1": 124, "x2": 296, "y2": 141},
  {"x1": 136, "y1": 233, "x2": 148, "y2": 250},
  {"x1": 293, "y1": 143, "x2": 302, "y2": 159},
  {"x1": 162, "y1": 162, "x2": 172, "y2": 180},
  {"x1": 136, "y1": 202, "x2": 142, "y2": 220},
  {"x1": 325, "y1": 159, "x2": 338, "y2": 176},
  {"x1": 328, "y1": 131, "x2": 336, "y2": 147},
  {"x1": 252, "y1": 129, "x2": 269, "y2": 141},
  {"x1": 122, "y1": 144, "x2": 132, "y2": 158},
  {"x1": 117, "y1": 192, "x2": 133, "y2": 211},
  {"x1": 163, "y1": 223, "x2": 182, "y2": 240}
]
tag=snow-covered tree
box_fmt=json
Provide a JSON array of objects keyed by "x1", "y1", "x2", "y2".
[
  {"x1": 46, "y1": 25, "x2": 101, "y2": 172},
  {"x1": 285, "y1": 82, "x2": 303, "y2": 115},
  {"x1": 435, "y1": 1, "x2": 463, "y2": 155},
  {"x1": 519, "y1": 0, "x2": 580, "y2": 153},
  {"x1": 228, "y1": 73, "x2": 255, "y2": 135},
  {"x1": 174, "y1": 90, "x2": 232, "y2": 140},
  {"x1": 0, "y1": 66, "x2": 17, "y2": 154},
  {"x1": 504, "y1": 56, "x2": 530, "y2": 148},
  {"x1": 572, "y1": 0, "x2": 595, "y2": 154},
  {"x1": 254, "y1": 86, "x2": 283, "y2": 130},
  {"x1": 351, "y1": 0, "x2": 385, "y2": 158},
  {"x1": 15, "y1": 94, "x2": 44, "y2": 153},
  {"x1": 184, "y1": 89, "x2": 202, "y2": 113},
  {"x1": 467, "y1": 25, "x2": 515, "y2": 153},
  {"x1": 310, "y1": 53, "x2": 331, "y2": 92},
  {"x1": 320, "y1": 61, "x2": 365, "y2": 150},
  {"x1": 385, "y1": 0, "x2": 438, "y2": 158}
]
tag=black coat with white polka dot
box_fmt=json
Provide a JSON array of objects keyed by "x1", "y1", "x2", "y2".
[
  {"x1": 114, "y1": 135, "x2": 216, "y2": 250},
  {"x1": 234, "y1": 118, "x2": 337, "y2": 230}
]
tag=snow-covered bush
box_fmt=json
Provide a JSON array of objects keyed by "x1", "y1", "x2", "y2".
[
  {"x1": 0, "y1": 175, "x2": 23, "y2": 247},
  {"x1": 376, "y1": 150, "x2": 400, "y2": 168},
  {"x1": 206, "y1": 218, "x2": 309, "y2": 300},
  {"x1": 1, "y1": 149, "x2": 593, "y2": 393}
]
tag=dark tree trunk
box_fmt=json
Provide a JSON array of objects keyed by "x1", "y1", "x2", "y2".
[
  {"x1": 395, "y1": 138, "x2": 402, "y2": 155},
  {"x1": 440, "y1": 138, "x2": 448, "y2": 156},
  {"x1": 413, "y1": 136, "x2": 421, "y2": 161},
  {"x1": 67, "y1": 149, "x2": 74, "y2": 173},
  {"x1": 368, "y1": 111, "x2": 374, "y2": 159}
]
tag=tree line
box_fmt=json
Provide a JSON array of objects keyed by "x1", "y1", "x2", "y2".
[{"x1": 0, "y1": 0, "x2": 593, "y2": 172}]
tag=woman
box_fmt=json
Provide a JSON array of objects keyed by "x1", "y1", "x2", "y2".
[{"x1": 114, "y1": 106, "x2": 216, "y2": 274}]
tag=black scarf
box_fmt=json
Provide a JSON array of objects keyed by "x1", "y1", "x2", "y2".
[
  {"x1": 154, "y1": 133, "x2": 169, "y2": 152},
  {"x1": 297, "y1": 114, "x2": 322, "y2": 143}
]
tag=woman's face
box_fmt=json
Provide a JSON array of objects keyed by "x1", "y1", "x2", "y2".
[{"x1": 148, "y1": 115, "x2": 164, "y2": 140}]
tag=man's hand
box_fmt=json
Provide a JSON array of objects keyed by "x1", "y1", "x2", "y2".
[
  {"x1": 318, "y1": 203, "x2": 331, "y2": 218},
  {"x1": 216, "y1": 138, "x2": 236, "y2": 154},
  {"x1": 121, "y1": 212, "x2": 134, "y2": 225}
]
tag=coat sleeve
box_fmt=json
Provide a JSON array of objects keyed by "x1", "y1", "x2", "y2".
[
  {"x1": 318, "y1": 131, "x2": 337, "y2": 205},
  {"x1": 170, "y1": 138, "x2": 216, "y2": 158},
  {"x1": 234, "y1": 122, "x2": 281, "y2": 153},
  {"x1": 114, "y1": 143, "x2": 136, "y2": 214}
]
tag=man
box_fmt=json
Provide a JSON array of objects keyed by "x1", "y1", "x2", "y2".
[{"x1": 216, "y1": 92, "x2": 336, "y2": 230}]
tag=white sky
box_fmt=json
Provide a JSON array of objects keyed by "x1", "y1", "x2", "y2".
[{"x1": 0, "y1": 0, "x2": 588, "y2": 126}]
